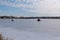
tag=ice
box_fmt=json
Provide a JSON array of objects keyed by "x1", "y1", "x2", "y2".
[
  {"x1": 0, "y1": 26, "x2": 48, "y2": 40},
  {"x1": 0, "y1": 19, "x2": 60, "y2": 40}
]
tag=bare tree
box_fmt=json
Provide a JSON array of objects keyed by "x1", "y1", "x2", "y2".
[{"x1": 0, "y1": 33, "x2": 3, "y2": 40}]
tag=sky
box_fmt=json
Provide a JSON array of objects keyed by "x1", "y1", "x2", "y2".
[{"x1": 0, "y1": 0, "x2": 60, "y2": 16}]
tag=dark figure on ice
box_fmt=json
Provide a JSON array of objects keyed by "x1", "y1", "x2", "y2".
[
  {"x1": 37, "y1": 18, "x2": 40, "y2": 21},
  {"x1": 11, "y1": 19, "x2": 14, "y2": 22}
]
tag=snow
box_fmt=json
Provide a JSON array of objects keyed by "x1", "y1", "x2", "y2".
[
  {"x1": 0, "y1": 26, "x2": 48, "y2": 40},
  {"x1": 0, "y1": 19, "x2": 60, "y2": 40},
  {"x1": 1, "y1": 26, "x2": 60, "y2": 40}
]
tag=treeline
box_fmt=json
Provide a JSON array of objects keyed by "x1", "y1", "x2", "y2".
[{"x1": 0, "y1": 16, "x2": 60, "y2": 19}]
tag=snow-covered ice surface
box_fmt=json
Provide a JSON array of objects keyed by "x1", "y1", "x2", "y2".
[
  {"x1": 0, "y1": 27, "x2": 48, "y2": 40},
  {"x1": 0, "y1": 19, "x2": 60, "y2": 40}
]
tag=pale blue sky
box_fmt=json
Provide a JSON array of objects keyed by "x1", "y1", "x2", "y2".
[{"x1": 0, "y1": 0, "x2": 60, "y2": 16}]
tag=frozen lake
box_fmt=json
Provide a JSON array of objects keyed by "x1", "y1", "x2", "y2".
[{"x1": 0, "y1": 19, "x2": 60, "y2": 40}]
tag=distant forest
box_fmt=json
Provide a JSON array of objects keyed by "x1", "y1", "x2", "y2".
[{"x1": 0, "y1": 16, "x2": 60, "y2": 19}]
